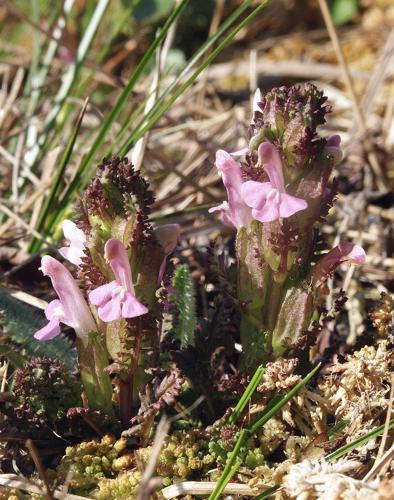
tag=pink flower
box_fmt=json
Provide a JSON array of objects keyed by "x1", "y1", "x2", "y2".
[
  {"x1": 241, "y1": 142, "x2": 308, "y2": 222},
  {"x1": 89, "y1": 239, "x2": 148, "y2": 322},
  {"x1": 209, "y1": 150, "x2": 252, "y2": 230},
  {"x1": 311, "y1": 242, "x2": 366, "y2": 284},
  {"x1": 34, "y1": 256, "x2": 96, "y2": 343},
  {"x1": 59, "y1": 220, "x2": 86, "y2": 266},
  {"x1": 154, "y1": 224, "x2": 180, "y2": 283}
]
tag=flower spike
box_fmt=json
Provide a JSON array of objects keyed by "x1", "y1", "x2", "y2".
[
  {"x1": 241, "y1": 142, "x2": 308, "y2": 222},
  {"x1": 89, "y1": 239, "x2": 148, "y2": 322},
  {"x1": 34, "y1": 256, "x2": 96, "y2": 343}
]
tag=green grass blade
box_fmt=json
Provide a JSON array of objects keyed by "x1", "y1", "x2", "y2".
[
  {"x1": 227, "y1": 365, "x2": 264, "y2": 425},
  {"x1": 119, "y1": 0, "x2": 271, "y2": 155},
  {"x1": 209, "y1": 363, "x2": 321, "y2": 500},
  {"x1": 328, "y1": 418, "x2": 350, "y2": 439},
  {"x1": 25, "y1": 0, "x2": 110, "y2": 171},
  {"x1": 43, "y1": 0, "x2": 190, "y2": 234},
  {"x1": 29, "y1": 99, "x2": 89, "y2": 251},
  {"x1": 254, "y1": 485, "x2": 280, "y2": 499},
  {"x1": 326, "y1": 419, "x2": 394, "y2": 461},
  {"x1": 114, "y1": 0, "x2": 255, "y2": 153},
  {"x1": 249, "y1": 363, "x2": 321, "y2": 434},
  {"x1": 64, "y1": 0, "x2": 190, "y2": 189}
]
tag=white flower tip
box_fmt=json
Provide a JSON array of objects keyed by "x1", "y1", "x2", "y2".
[
  {"x1": 62, "y1": 219, "x2": 86, "y2": 244},
  {"x1": 252, "y1": 88, "x2": 262, "y2": 112}
]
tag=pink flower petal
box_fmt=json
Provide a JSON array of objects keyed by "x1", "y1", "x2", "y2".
[
  {"x1": 258, "y1": 142, "x2": 285, "y2": 191},
  {"x1": 230, "y1": 147, "x2": 249, "y2": 157},
  {"x1": 89, "y1": 281, "x2": 117, "y2": 307},
  {"x1": 279, "y1": 193, "x2": 308, "y2": 218},
  {"x1": 241, "y1": 181, "x2": 272, "y2": 209},
  {"x1": 104, "y1": 239, "x2": 134, "y2": 294},
  {"x1": 215, "y1": 150, "x2": 252, "y2": 229},
  {"x1": 252, "y1": 199, "x2": 280, "y2": 223},
  {"x1": 98, "y1": 296, "x2": 122, "y2": 322},
  {"x1": 44, "y1": 299, "x2": 64, "y2": 321},
  {"x1": 59, "y1": 246, "x2": 85, "y2": 267},
  {"x1": 121, "y1": 293, "x2": 148, "y2": 318},
  {"x1": 62, "y1": 220, "x2": 86, "y2": 246},
  {"x1": 339, "y1": 242, "x2": 366, "y2": 265},
  {"x1": 40, "y1": 256, "x2": 96, "y2": 340},
  {"x1": 34, "y1": 317, "x2": 61, "y2": 341},
  {"x1": 311, "y1": 242, "x2": 366, "y2": 284}
]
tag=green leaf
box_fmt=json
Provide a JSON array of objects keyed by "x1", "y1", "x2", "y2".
[
  {"x1": 0, "y1": 291, "x2": 77, "y2": 368},
  {"x1": 227, "y1": 365, "x2": 264, "y2": 425},
  {"x1": 168, "y1": 264, "x2": 196, "y2": 347},
  {"x1": 329, "y1": 0, "x2": 359, "y2": 25},
  {"x1": 326, "y1": 418, "x2": 394, "y2": 461}
]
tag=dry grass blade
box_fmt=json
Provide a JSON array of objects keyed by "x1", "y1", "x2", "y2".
[
  {"x1": 136, "y1": 416, "x2": 170, "y2": 500},
  {"x1": 317, "y1": 0, "x2": 386, "y2": 191},
  {"x1": 161, "y1": 481, "x2": 255, "y2": 499},
  {"x1": 0, "y1": 474, "x2": 91, "y2": 499}
]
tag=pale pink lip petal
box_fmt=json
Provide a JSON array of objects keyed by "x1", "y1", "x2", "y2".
[
  {"x1": 60, "y1": 220, "x2": 86, "y2": 266},
  {"x1": 230, "y1": 147, "x2": 249, "y2": 157},
  {"x1": 89, "y1": 281, "x2": 117, "y2": 307},
  {"x1": 89, "y1": 239, "x2": 150, "y2": 323},
  {"x1": 241, "y1": 181, "x2": 272, "y2": 209},
  {"x1": 44, "y1": 299, "x2": 64, "y2": 321},
  {"x1": 59, "y1": 246, "x2": 85, "y2": 267},
  {"x1": 98, "y1": 296, "x2": 122, "y2": 322},
  {"x1": 252, "y1": 201, "x2": 280, "y2": 223},
  {"x1": 208, "y1": 202, "x2": 228, "y2": 213},
  {"x1": 279, "y1": 193, "x2": 308, "y2": 218},
  {"x1": 62, "y1": 220, "x2": 86, "y2": 245},
  {"x1": 34, "y1": 317, "x2": 61, "y2": 341},
  {"x1": 121, "y1": 293, "x2": 148, "y2": 318}
]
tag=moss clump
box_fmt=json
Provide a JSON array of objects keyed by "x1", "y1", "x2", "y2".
[
  {"x1": 93, "y1": 471, "x2": 141, "y2": 499},
  {"x1": 57, "y1": 435, "x2": 131, "y2": 494}
]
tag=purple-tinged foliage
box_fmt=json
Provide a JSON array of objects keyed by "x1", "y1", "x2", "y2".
[{"x1": 13, "y1": 357, "x2": 81, "y2": 426}]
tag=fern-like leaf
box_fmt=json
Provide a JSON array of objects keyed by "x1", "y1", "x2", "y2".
[{"x1": 0, "y1": 292, "x2": 77, "y2": 368}]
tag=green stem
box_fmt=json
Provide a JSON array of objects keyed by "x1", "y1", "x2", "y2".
[{"x1": 76, "y1": 332, "x2": 113, "y2": 414}]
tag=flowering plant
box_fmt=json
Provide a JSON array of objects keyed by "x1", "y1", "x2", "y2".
[
  {"x1": 210, "y1": 84, "x2": 365, "y2": 369},
  {"x1": 33, "y1": 158, "x2": 179, "y2": 428},
  {"x1": 32, "y1": 84, "x2": 366, "y2": 431}
]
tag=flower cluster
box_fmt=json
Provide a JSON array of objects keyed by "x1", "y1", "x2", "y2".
[
  {"x1": 209, "y1": 84, "x2": 366, "y2": 368},
  {"x1": 33, "y1": 158, "x2": 179, "y2": 420}
]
